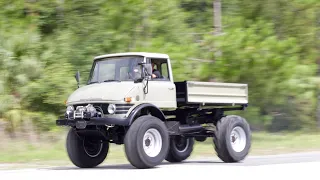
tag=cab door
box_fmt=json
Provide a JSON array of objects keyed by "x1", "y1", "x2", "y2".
[{"x1": 143, "y1": 58, "x2": 177, "y2": 109}]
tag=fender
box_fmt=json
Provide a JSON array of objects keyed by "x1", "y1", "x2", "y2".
[{"x1": 127, "y1": 103, "x2": 166, "y2": 125}]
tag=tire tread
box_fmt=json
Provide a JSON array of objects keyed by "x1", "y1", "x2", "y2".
[
  {"x1": 213, "y1": 115, "x2": 251, "y2": 163},
  {"x1": 66, "y1": 128, "x2": 109, "y2": 168},
  {"x1": 124, "y1": 115, "x2": 169, "y2": 169}
]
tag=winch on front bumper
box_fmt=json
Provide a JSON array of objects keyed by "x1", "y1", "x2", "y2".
[{"x1": 56, "y1": 103, "x2": 133, "y2": 129}]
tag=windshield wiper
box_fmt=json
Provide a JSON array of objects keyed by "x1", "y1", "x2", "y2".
[{"x1": 103, "y1": 79, "x2": 121, "y2": 82}]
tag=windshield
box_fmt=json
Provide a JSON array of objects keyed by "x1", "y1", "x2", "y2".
[{"x1": 88, "y1": 56, "x2": 144, "y2": 84}]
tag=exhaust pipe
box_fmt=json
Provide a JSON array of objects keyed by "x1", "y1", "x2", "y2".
[{"x1": 179, "y1": 124, "x2": 204, "y2": 133}]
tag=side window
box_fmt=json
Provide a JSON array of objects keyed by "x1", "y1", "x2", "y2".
[
  {"x1": 161, "y1": 63, "x2": 169, "y2": 79},
  {"x1": 149, "y1": 58, "x2": 170, "y2": 81}
]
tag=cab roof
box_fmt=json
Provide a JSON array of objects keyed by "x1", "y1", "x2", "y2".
[{"x1": 93, "y1": 52, "x2": 169, "y2": 60}]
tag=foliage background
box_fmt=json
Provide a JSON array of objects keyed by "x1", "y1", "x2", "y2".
[{"x1": 0, "y1": 0, "x2": 319, "y2": 140}]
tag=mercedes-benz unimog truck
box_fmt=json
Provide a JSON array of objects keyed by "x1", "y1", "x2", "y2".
[{"x1": 56, "y1": 52, "x2": 251, "y2": 169}]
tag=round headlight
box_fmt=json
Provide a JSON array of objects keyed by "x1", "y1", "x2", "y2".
[
  {"x1": 66, "y1": 106, "x2": 74, "y2": 114},
  {"x1": 108, "y1": 104, "x2": 116, "y2": 114}
]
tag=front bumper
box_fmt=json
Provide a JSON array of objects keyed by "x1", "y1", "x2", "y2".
[{"x1": 56, "y1": 116, "x2": 130, "y2": 129}]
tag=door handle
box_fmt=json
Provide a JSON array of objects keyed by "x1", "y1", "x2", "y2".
[{"x1": 168, "y1": 87, "x2": 174, "y2": 90}]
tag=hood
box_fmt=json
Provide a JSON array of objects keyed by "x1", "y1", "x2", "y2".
[{"x1": 67, "y1": 82, "x2": 136, "y2": 104}]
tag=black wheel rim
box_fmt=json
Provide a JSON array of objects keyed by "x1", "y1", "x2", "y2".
[
  {"x1": 173, "y1": 136, "x2": 189, "y2": 152},
  {"x1": 83, "y1": 139, "x2": 103, "y2": 157}
]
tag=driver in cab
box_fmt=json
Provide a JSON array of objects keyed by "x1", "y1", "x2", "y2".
[{"x1": 151, "y1": 62, "x2": 161, "y2": 79}]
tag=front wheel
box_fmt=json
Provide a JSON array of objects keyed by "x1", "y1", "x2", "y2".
[
  {"x1": 66, "y1": 128, "x2": 109, "y2": 168},
  {"x1": 124, "y1": 115, "x2": 169, "y2": 169},
  {"x1": 213, "y1": 115, "x2": 251, "y2": 163},
  {"x1": 165, "y1": 136, "x2": 194, "y2": 162}
]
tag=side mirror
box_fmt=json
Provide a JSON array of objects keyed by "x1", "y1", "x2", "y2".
[
  {"x1": 144, "y1": 64, "x2": 152, "y2": 76},
  {"x1": 134, "y1": 62, "x2": 152, "y2": 83},
  {"x1": 75, "y1": 71, "x2": 80, "y2": 88},
  {"x1": 132, "y1": 66, "x2": 143, "y2": 83}
]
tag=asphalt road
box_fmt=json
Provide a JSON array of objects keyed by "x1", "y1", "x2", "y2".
[{"x1": 1, "y1": 151, "x2": 320, "y2": 180}]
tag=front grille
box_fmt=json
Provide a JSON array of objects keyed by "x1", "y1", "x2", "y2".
[
  {"x1": 114, "y1": 104, "x2": 133, "y2": 114},
  {"x1": 73, "y1": 103, "x2": 134, "y2": 115}
]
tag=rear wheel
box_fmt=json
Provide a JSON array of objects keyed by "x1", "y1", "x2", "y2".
[
  {"x1": 124, "y1": 115, "x2": 169, "y2": 169},
  {"x1": 166, "y1": 136, "x2": 194, "y2": 162},
  {"x1": 66, "y1": 128, "x2": 109, "y2": 168},
  {"x1": 213, "y1": 115, "x2": 251, "y2": 163}
]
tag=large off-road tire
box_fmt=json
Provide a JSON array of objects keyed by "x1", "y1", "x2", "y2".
[
  {"x1": 213, "y1": 115, "x2": 251, "y2": 163},
  {"x1": 124, "y1": 115, "x2": 169, "y2": 169},
  {"x1": 165, "y1": 136, "x2": 194, "y2": 162},
  {"x1": 66, "y1": 128, "x2": 109, "y2": 168}
]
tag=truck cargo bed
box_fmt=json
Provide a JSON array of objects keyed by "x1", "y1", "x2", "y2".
[{"x1": 175, "y1": 81, "x2": 248, "y2": 107}]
